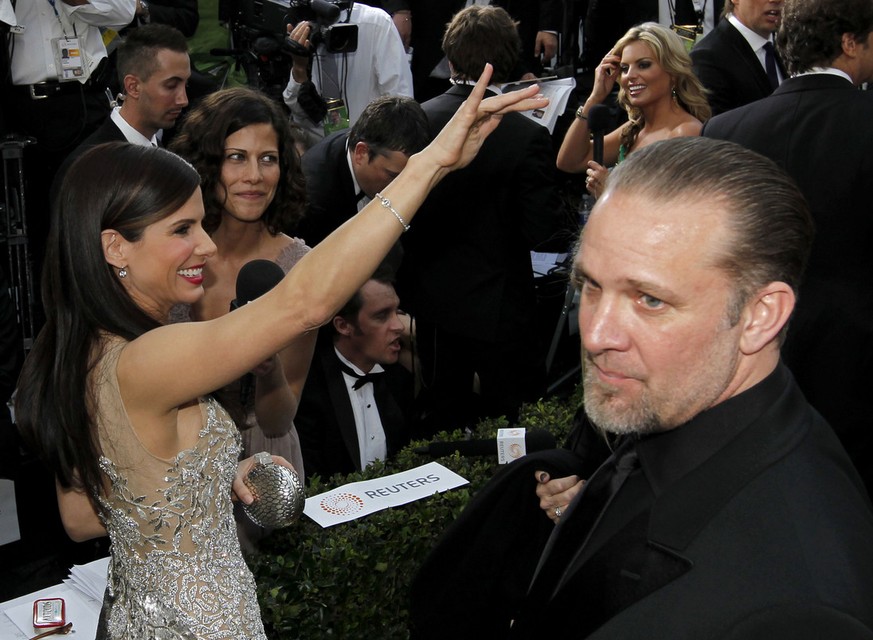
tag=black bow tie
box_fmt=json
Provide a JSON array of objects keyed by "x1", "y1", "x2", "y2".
[
  {"x1": 339, "y1": 362, "x2": 384, "y2": 390},
  {"x1": 356, "y1": 191, "x2": 366, "y2": 202}
]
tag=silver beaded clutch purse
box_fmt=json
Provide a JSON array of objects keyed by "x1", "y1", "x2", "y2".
[{"x1": 242, "y1": 452, "x2": 305, "y2": 529}]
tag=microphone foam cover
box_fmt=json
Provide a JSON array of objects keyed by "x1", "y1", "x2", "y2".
[
  {"x1": 235, "y1": 259, "x2": 285, "y2": 306},
  {"x1": 587, "y1": 103, "x2": 613, "y2": 134}
]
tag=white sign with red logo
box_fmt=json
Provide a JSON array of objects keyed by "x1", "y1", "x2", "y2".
[{"x1": 303, "y1": 462, "x2": 469, "y2": 528}]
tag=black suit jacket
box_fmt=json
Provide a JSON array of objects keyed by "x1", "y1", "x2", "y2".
[
  {"x1": 691, "y1": 17, "x2": 782, "y2": 115},
  {"x1": 702, "y1": 73, "x2": 873, "y2": 493},
  {"x1": 401, "y1": 84, "x2": 564, "y2": 341},
  {"x1": 51, "y1": 117, "x2": 127, "y2": 206},
  {"x1": 412, "y1": 365, "x2": 873, "y2": 639},
  {"x1": 295, "y1": 341, "x2": 413, "y2": 481},
  {"x1": 297, "y1": 130, "x2": 358, "y2": 245}
]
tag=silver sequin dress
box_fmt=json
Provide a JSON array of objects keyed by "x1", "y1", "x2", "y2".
[{"x1": 93, "y1": 337, "x2": 268, "y2": 639}]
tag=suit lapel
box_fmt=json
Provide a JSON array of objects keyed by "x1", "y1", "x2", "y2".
[
  {"x1": 372, "y1": 373, "x2": 404, "y2": 457},
  {"x1": 321, "y1": 348, "x2": 363, "y2": 471},
  {"x1": 722, "y1": 20, "x2": 773, "y2": 95}
]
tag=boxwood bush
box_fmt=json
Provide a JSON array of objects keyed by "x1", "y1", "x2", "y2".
[{"x1": 249, "y1": 386, "x2": 582, "y2": 639}]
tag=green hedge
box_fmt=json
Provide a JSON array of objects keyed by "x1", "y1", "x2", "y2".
[{"x1": 249, "y1": 386, "x2": 582, "y2": 639}]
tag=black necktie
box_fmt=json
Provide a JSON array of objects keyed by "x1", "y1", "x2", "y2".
[
  {"x1": 356, "y1": 191, "x2": 366, "y2": 202},
  {"x1": 763, "y1": 42, "x2": 780, "y2": 90},
  {"x1": 339, "y1": 362, "x2": 384, "y2": 390},
  {"x1": 525, "y1": 437, "x2": 640, "y2": 603}
]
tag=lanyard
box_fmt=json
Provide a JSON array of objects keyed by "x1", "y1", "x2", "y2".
[{"x1": 46, "y1": 0, "x2": 77, "y2": 38}]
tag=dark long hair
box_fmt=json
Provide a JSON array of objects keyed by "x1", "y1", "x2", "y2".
[
  {"x1": 15, "y1": 143, "x2": 202, "y2": 500},
  {"x1": 170, "y1": 87, "x2": 307, "y2": 235}
]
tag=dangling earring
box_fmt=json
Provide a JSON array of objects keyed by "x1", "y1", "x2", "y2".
[
  {"x1": 671, "y1": 87, "x2": 678, "y2": 100},
  {"x1": 118, "y1": 267, "x2": 128, "y2": 279}
]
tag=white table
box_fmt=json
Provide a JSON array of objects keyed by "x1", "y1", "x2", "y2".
[{"x1": 0, "y1": 558, "x2": 106, "y2": 640}]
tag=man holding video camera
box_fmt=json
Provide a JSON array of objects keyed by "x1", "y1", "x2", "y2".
[{"x1": 282, "y1": 0, "x2": 412, "y2": 148}]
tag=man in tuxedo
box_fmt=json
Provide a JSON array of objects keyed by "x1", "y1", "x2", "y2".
[
  {"x1": 52, "y1": 24, "x2": 190, "y2": 200},
  {"x1": 702, "y1": 0, "x2": 873, "y2": 495},
  {"x1": 411, "y1": 137, "x2": 873, "y2": 639},
  {"x1": 297, "y1": 95, "x2": 429, "y2": 246},
  {"x1": 295, "y1": 253, "x2": 414, "y2": 480},
  {"x1": 403, "y1": 5, "x2": 565, "y2": 432},
  {"x1": 691, "y1": 0, "x2": 785, "y2": 114}
]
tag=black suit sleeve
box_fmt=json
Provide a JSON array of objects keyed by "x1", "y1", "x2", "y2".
[{"x1": 537, "y1": 0, "x2": 564, "y2": 31}]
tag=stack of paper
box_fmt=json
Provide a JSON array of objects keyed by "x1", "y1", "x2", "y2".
[{"x1": 64, "y1": 556, "x2": 109, "y2": 604}]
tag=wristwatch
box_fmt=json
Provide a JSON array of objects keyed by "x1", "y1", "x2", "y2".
[{"x1": 575, "y1": 105, "x2": 588, "y2": 121}]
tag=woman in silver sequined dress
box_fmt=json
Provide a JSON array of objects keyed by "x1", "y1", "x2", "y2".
[{"x1": 14, "y1": 67, "x2": 547, "y2": 639}]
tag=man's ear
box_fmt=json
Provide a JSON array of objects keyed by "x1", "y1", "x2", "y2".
[
  {"x1": 101, "y1": 229, "x2": 127, "y2": 270},
  {"x1": 351, "y1": 141, "x2": 370, "y2": 167},
  {"x1": 842, "y1": 32, "x2": 866, "y2": 58},
  {"x1": 123, "y1": 74, "x2": 140, "y2": 100},
  {"x1": 738, "y1": 281, "x2": 795, "y2": 355},
  {"x1": 333, "y1": 315, "x2": 354, "y2": 337}
]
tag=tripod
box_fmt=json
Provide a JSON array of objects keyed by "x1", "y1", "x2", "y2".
[{"x1": 1, "y1": 135, "x2": 38, "y2": 354}]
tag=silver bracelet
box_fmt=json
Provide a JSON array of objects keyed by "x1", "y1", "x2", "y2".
[{"x1": 374, "y1": 192, "x2": 410, "y2": 232}]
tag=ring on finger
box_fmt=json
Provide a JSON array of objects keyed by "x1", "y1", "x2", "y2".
[{"x1": 554, "y1": 506, "x2": 563, "y2": 518}]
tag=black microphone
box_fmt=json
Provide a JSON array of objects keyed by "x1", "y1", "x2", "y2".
[
  {"x1": 230, "y1": 259, "x2": 285, "y2": 312},
  {"x1": 414, "y1": 429, "x2": 556, "y2": 457},
  {"x1": 587, "y1": 104, "x2": 612, "y2": 167},
  {"x1": 231, "y1": 260, "x2": 285, "y2": 407}
]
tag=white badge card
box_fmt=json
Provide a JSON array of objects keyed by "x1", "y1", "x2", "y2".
[{"x1": 53, "y1": 36, "x2": 90, "y2": 81}]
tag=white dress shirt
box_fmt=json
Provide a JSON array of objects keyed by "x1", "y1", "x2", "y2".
[
  {"x1": 110, "y1": 107, "x2": 159, "y2": 146},
  {"x1": 728, "y1": 13, "x2": 783, "y2": 84},
  {"x1": 283, "y1": 3, "x2": 413, "y2": 142},
  {"x1": 9, "y1": 0, "x2": 134, "y2": 85},
  {"x1": 334, "y1": 348, "x2": 388, "y2": 470}
]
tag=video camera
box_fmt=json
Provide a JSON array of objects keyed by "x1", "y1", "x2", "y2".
[
  {"x1": 221, "y1": 0, "x2": 358, "y2": 55},
  {"x1": 288, "y1": 0, "x2": 358, "y2": 54}
]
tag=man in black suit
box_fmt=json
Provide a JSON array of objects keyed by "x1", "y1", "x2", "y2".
[
  {"x1": 702, "y1": 0, "x2": 873, "y2": 494},
  {"x1": 297, "y1": 95, "x2": 429, "y2": 246},
  {"x1": 411, "y1": 137, "x2": 873, "y2": 639},
  {"x1": 403, "y1": 5, "x2": 565, "y2": 432},
  {"x1": 295, "y1": 255, "x2": 414, "y2": 480},
  {"x1": 691, "y1": 0, "x2": 784, "y2": 114},
  {"x1": 52, "y1": 24, "x2": 190, "y2": 199}
]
